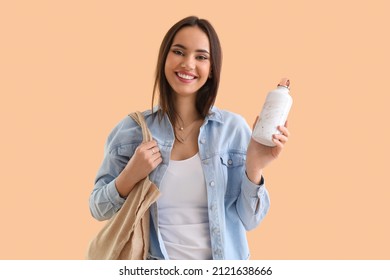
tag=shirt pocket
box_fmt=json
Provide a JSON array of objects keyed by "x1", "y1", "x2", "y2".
[
  {"x1": 117, "y1": 143, "x2": 139, "y2": 161},
  {"x1": 220, "y1": 152, "x2": 246, "y2": 197}
]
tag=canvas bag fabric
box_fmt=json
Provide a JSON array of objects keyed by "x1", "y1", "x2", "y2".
[{"x1": 86, "y1": 111, "x2": 160, "y2": 260}]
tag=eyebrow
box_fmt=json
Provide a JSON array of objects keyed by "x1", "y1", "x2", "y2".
[{"x1": 172, "y1": 44, "x2": 210, "y2": 54}]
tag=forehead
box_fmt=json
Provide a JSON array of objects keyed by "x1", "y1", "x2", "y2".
[{"x1": 172, "y1": 26, "x2": 210, "y2": 51}]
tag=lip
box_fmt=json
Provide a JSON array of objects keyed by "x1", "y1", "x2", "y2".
[{"x1": 175, "y1": 71, "x2": 198, "y2": 83}]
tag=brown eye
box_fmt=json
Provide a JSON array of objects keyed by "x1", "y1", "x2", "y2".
[
  {"x1": 173, "y1": 50, "x2": 184, "y2": 56},
  {"x1": 196, "y1": 55, "x2": 208, "y2": 60}
]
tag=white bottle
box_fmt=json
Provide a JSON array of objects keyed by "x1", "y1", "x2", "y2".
[{"x1": 252, "y1": 78, "x2": 292, "y2": 147}]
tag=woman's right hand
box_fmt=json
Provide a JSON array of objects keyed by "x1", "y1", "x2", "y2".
[{"x1": 115, "y1": 140, "x2": 162, "y2": 198}]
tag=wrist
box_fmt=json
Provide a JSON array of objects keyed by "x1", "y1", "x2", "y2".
[
  {"x1": 245, "y1": 168, "x2": 263, "y2": 185},
  {"x1": 116, "y1": 167, "x2": 138, "y2": 198}
]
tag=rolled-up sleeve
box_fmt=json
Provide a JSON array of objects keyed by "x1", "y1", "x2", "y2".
[
  {"x1": 89, "y1": 151, "x2": 127, "y2": 221},
  {"x1": 236, "y1": 174, "x2": 270, "y2": 230}
]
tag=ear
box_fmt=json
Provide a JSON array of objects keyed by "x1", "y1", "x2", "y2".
[{"x1": 208, "y1": 71, "x2": 213, "y2": 79}]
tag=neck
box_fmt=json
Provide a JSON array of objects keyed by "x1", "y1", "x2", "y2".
[{"x1": 173, "y1": 95, "x2": 201, "y2": 125}]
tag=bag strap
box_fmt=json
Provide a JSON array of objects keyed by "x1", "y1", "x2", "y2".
[{"x1": 128, "y1": 111, "x2": 152, "y2": 143}]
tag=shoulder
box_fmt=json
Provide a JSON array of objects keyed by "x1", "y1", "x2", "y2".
[
  {"x1": 104, "y1": 109, "x2": 158, "y2": 154},
  {"x1": 209, "y1": 106, "x2": 250, "y2": 130},
  {"x1": 207, "y1": 107, "x2": 251, "y2": 149}
]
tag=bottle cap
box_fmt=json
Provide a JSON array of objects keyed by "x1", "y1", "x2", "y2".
[{"x1": 277, "y1": 78, "x2": 290, "y2": 89}]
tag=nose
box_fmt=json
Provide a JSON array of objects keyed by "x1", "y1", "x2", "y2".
[{"x1": 180, "y1": 56, "x2": 195, "y2": 70}]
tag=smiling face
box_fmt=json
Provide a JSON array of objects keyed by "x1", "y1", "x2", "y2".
[{"x1": 164, "y1": 26, "x2": 211, "y2": 99}]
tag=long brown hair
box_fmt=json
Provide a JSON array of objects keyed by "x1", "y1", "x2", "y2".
[{"x1": 152, "y1": 16, "x2": 222, "y2": 128}]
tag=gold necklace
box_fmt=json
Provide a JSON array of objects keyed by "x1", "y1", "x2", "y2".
[{"x1": 175, "y1": 119, "x2": 201, "y2": 143}]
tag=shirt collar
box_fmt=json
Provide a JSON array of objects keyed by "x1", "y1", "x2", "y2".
[{"x1": 206, "y1": 106, "x2": 224, "y2": 124}]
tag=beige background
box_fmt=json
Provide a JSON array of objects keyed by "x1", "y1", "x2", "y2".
[{"x1": 1, "y1": 0, "x2": 389, "y2": 259}]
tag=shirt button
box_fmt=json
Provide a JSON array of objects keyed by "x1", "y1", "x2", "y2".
[
  {"x1": 200, "y1": 138, "x2": 206, "y2": 144},
  {"x1": 209, "y1": 181, "x2": 215, "y2": 187},
  {"x1": 228, "y1": 159, "x2": 233, "y2": 165}
]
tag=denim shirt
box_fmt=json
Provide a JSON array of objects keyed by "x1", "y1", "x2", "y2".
[{"x1": 89, "y1": 106, "x2": 270, "y2": 260}]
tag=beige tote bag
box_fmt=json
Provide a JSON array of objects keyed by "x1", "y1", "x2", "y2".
[{"x1": 87, "y1": 111, "x2": 160, "y2": 260}]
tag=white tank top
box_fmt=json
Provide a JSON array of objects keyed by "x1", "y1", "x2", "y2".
[{"x1": 157, "y1": 153, "x2": 212, "y2": 260}]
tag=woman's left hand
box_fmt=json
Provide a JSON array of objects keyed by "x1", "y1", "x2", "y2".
[{"x1": 245, "y1": 117, "x2": 290, "y2": 184}]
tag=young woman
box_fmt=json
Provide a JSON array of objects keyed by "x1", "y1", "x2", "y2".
[{"x1": 89, "y1": 16, "x2": 290, "y2": 260}]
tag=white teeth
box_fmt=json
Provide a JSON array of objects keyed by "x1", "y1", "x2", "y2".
[{"x1": 177, "y1": 72, "x2": 195, "y2": 80}]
